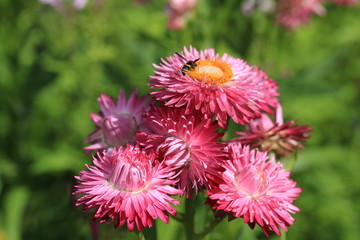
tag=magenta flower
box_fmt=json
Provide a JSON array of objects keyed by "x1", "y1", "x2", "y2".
[
  {"x1": 137, "y1": 106, "x2": 227, "y2": 198},
  {"x1": 74, "y1": 145, "x2": 182, "y2": 231},
  {"x1": 207, "y1": 143, "x2": 302, "y2": 236},
  {"x1": 233, "y1": 105, "x2": 312, "y2": 158},
  {"x1": 276, "y1": 0, "x2": 326, "y2": 30},
  {"x1": 150, "y1": 46, "x2": 279, "y2": 128},
  {"x1": 84, "y1": 90, "x2": 150, "y2": 153}
]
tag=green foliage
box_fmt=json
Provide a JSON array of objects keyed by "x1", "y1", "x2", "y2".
[{"x1": 0, "y1": 0, "x2": 359, "y2": 239}]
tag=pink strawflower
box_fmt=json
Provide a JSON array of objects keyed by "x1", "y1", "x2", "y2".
[
  {"x1": 150, "y1": 46, "x2": 279, "y2": 128},
  {"x1": 233, "y1": 105, "x2": 312, "y2": 158},
  {"x1": 166, "y1": 0, "x2": 198, "y2": 30},
  {"x1": 74, "y1": 145, "x2": 183, "y2": 231},
  {"x1": 136, "y1": 106, "x2": 227, "y2": 198},
  {"x1": 84, "y1": 90, "x2": 150, "y2": 153},
  {"x1": 206, "y1": 143, "x2": 302, "y2": 237},
  {"x1": 276, "y1": 0, "x2": 326, "y2": 30}
]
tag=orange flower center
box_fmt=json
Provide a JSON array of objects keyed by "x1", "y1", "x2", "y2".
[{"x1": 186, "y1": 59, "x2": 233, "y2": 85}]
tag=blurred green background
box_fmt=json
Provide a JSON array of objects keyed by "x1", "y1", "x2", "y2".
[{"x1": 1, "y1": 0, "x2": 360, "y2": 239}]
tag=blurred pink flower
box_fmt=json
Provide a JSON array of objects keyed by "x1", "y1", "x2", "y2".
[
  {"x1": 276, "y1": 0, "x2": 326, "y2": 30},
  {"x1": 39, "y1": 0, "x2": 88, "y2": 10},
  {"x1": 84, "y1": 90, "x2": 150, "y2": 153},
  {"x1": 150, "y1": 46, "x2": 279, "y2": 128},
  {"x1": 207, "y1": 143, "x2": 302, "y2": 237},
  {"x1": 166, "y1": 0, "x2": 198, "y2": 30},
  {"x1": 241, "y1": 0, "x2": 275, "y2": 16},
  {"x1": 73, "y1": 0, "x2": 88, "y2": 9},
  {"x1": 233, "y1": 105, "x2": 312, "y2": 158},
  {"x1": 40, "y1": 0, "x2": 62, "y2": 10},
  {"x1": 74, "y1": 145, "x2": 182, "y2": 231},
  {"x1": 136, "y1": 106, "x2": 227, "y2": 198}
]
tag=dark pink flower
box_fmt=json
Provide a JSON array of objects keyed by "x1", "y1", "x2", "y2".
[
  {"x1": 84, "y1": 90, "x2": 150, "y2": 153},
  {"x1": 233, "y1": 105, "x2": 312, "y2": 158},
  {"x1": 207, "y1": 143, "x2": 302, "y2": 236},
  {"x1": 74, "y1": 145, "x2": 182, "y2": 231},
  {"x1": 150, "y1": 46, "x2": 279, "y2": 128},
  {"x1": 137, "y1": 106, "x2": 227, "y2": 198},
  {"x1": 276, "y1": 0, "x2": 326, "y2": 30}
]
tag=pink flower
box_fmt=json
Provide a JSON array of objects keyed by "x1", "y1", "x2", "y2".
[
  {"x1": 150, "y1": 46, "x2": 279, "y2": 128},
  {"x1": 39, "y1": 0, "x2": 88, "y2": 11},
  {"x1": 84, "y1": 90, "x2": 150, "y2": 153},
  {"x1": 73, "y1": 0, "x2": 88, "y2": 10},
  {"x1": 74, "y1": 145, "x2": 183, "y2": 231},
  {"x1": 276, "y1": 0, "x2": 326, "y2": 30},
  {"x1": 206, "y1": 143, "x2": 302, "y2": 237},
  {"x1": 136, "y1": 106, "x2": 227, "y2": 198},
  {"x1": 241, "y1": 0, "x2": 275, "y2": 16},
  {"x1": 233, "y1": 105, "x2": 312, "y2": 158},
  {"x1": 166, "y1": 0, "x2": 198, "y2": 30}
]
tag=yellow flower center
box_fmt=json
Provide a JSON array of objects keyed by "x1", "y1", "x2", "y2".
[{"x1": 186, "y1": 59, "x2": 233, "y2": 85}]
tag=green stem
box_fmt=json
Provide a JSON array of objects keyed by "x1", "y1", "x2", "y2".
[
  {"x1": 280, "y1": 229, "x2": 286, "y2": 240},
  {"x1": 195, "y1": 215, "x2": 225, "y2": 239},
  {"x1": 184, "y1": 197, "x2": 195, "y2": 240},
  {"x1": 138, "y1": 221, "x2": 157, "y2": 240},
  {"x1": 284, "y1": 148, "x2": 299, "y2": 171},
  {"x1": 137, "y1": 232, "x2": 145, "y2": 240}
]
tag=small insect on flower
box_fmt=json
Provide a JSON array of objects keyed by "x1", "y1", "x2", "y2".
[{"x1": 175, "y1": 52, "x2": 200, "y2": 76}]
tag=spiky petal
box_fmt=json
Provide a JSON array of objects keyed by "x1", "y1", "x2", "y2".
[
  {"x1": 74, "y1": 145, "x2": 182, "y2": 231},
  {"x1": 137, "y1": 106, "x2": 227, "y2": 198},
  {"x1": 149, "y1": 46, "x2": 279, "y2": 128},
  {"x1": 233, "y1": 105, "x2": 312, "y2": 158},
  {"x1": 206, "y1": 143, "x2": 302, "y2": 236},
  {"x1": 84, "y1": 90, "x2": 150, "y2": 153}
]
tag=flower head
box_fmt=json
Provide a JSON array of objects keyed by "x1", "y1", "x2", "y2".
[
  {"x1": 137, "y1": 106, "x2": 227, "y2": 198},
  {"x1": 206, "y1": 143, "x2": 302, "y2": 236},
  {"x1": 84, "y1": 90, "x2": 150, "y2": 153},
  {"x1": 233, "y1": 105, "x2": 312, "y2": 158},
  {"x1": 150, "y1": 46, "x2": 279, "y2": 128},
  {"x1": 276, "y1": 0, "x2": 326, "y2": 30},
  {"x1": 74, "y1": 145, "x2": 182, "y2": 231}
]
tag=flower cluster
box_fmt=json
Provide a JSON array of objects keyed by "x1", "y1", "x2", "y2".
[{"x1": 74, "y1": 46, "x2": 311, "y2": 236}]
